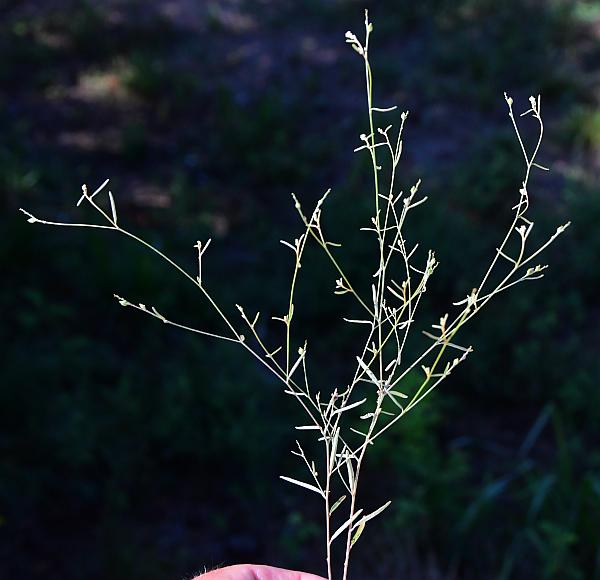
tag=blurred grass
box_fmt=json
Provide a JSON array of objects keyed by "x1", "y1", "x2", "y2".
[{"x1": 2, "y1": 0, "x2": 599, "y2": 579}]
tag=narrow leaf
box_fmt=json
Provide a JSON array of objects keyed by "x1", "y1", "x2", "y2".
[
  {"x1": 346, "y1": 456, "x2": 355, "y2": 488},
  {"x1": 350, "y1": 427, "x2": 371, "y2": 441},
  {"x1": 351, "y1": 521, "x2": 365, "y2": 547},
  {"x1": 329, "y1": 428, "x2": 340, "y2": 471},
  {"x1": 288, "y1": 351, "x2": 305, "y2": 378},
  {"x1": 108, "y1": 191, "x2": 117, "y2": 225},
  {"x1": 329, "y1": 495, "x2": 347, "y2": 515},
  {"x1": 387, "y1": 285, "x2": 403, "y2": 300},
  {"x1": 356, "y1": 356, "x2": 378, "y2": 383},
  {"x1": 329, "y1": 509, "x2": 363, "y2": 543},
  {"x1": 280, "y1": 239, "x2": 296, "y2": 251},
  {"x1": 333, "y1": 398, "x2": 367, "y2": 415},
  {"x1": 343, "y1": 318, "x2": 373, "y2": 325},
  {"x1": 91, "y1": 178, "x2": 110, "y2": 198},
  {"x1": 354, "y1": 500, "x2": 392, "y2": 527},
  {"x1": 280, "y1": 476, "x2": 323, "y2": 497}
]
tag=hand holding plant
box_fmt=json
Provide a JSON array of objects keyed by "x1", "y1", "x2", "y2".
[{"x1": 196, "y1": 564, "x2": 325, "y2": 580}]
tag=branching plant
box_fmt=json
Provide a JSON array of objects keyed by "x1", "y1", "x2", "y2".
[{"x1": 20, "y1": 11, "x2": 569, "y2": 580}]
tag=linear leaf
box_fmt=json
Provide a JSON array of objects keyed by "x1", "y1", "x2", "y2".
[
  {"x1": 329, "y1": 495, "x2": 347, "y2": 515},
  {"x1": 356, "y1": 356, "x2": 378, "y2": 383},
  {"x1": 333, "y1": 398, "x2": 367, "y2": 415},
  {"x1": 329, "y1": 509, "x2": 363, "y2": 544},
  {"x1": 280, "y1": 476, "x2": 323, "y2": 497},
  {"x1": 288, "y1": 351, "x2": 305, "y2": 378},
  {"x1": 353, "y1": 500, "x2": 392, "y2": 529},
  {"x1": 350, "y1": 521, "x2": 365, "y2": 547},
  {"x1": 329, "y1": 428, "x2": 340, "y2": 471},
  {"x1": 343, "y1": 318, "x2": 373, "y2": 325},
  {"x1": 346, "y1": 456, "x2": 355, "y2": 488}
]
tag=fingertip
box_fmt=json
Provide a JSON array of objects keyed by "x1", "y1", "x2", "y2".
[{"x1": 193, "y1": 564, "x2": 326, "y2": 580}]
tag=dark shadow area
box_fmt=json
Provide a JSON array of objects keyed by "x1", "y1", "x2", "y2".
[{"x1": 2, "y1": 1, "x2": 599, "y2": 579}]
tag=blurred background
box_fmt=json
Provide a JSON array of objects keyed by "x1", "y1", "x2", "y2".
[{"x1": 1, "y1": 0, "x2": 599, "y2": 578}]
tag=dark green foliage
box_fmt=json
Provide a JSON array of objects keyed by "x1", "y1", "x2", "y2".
[{"x1": 2, "y1": 0, "x2": 599, "y2": 579}]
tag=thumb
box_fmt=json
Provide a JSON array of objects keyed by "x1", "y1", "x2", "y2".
[{"x1": 196, "y1": 563, "x2": 327, "y2": 580}]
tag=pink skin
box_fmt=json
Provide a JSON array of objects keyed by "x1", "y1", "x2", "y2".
[{"x1": 195, "y1": 564, "x2": 326, "y2": 580}]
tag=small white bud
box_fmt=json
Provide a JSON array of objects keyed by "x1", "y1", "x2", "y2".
[{"x1": 529, "y1": 96, "x2": 537, "y2": 110}]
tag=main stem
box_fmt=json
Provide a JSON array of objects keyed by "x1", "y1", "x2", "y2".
[
  {"x1": 342, "y1": 30, "x2": 383, "y2": 580},
  {"x1": 325, "y1": 439, "x2": 333, "y2": 580}
]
